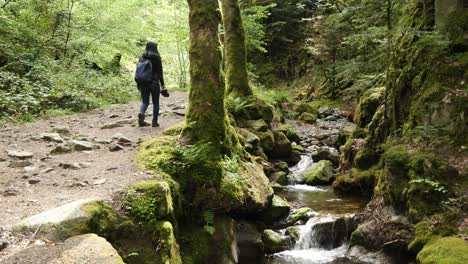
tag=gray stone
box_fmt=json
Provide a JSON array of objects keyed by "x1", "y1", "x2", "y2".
[
  {"x1": 109, "y1": 143, "x2": 124, "y2": 152},
  {"x1": 7, "y1": 150, "x2": 33, "y2": 159},
  {"x1": 51, "y1": 234, "x2": 125, "y2": 264},
  {"x1": 28, "y1": 179, "x2": 41, "y2": 185},
  {"x1": 70, "y1": 140, "x2": 95, "y2": 151},
  {"x1": 311, "y1": 147, "x2": 340, "y2": 166},
  {"x1": 310, "y1": 216, "x2": 356, "y2": 249},
  {"x1": 347, "y1": 245, "x2": 396, "y2": 264},
  {"x1": 15, "y1": 198, "x2": 101, "y2": 240},
  {"x1": 50, "y1": 145, "x2": 72, "y2": 155},
  {"x1": 39, "y1": 133, "x2": 63, "y2": 143},
  {"x1": 304, "y1": 160, "x2": 334, "y2": 185},
  {"x1": 269, "y1": 171, "x2": 288, "y2": 185},
  {"x1": 41, "y1": 168, "x2": 55, "y2": 174},
  {"x1": 100, "y1": 119, "x2": 134, "y2": 129},
  {"x1": 3, "y1": 187, "x2": 19, "y2": 197},
  {"x1": 9, "y1": 160, "x2": 34, "y2": 168},
  {"x1": 59, "y1": 162, "x2": 81, "y2": 170},
  {"x1": 111, "y1": 133, "x2": 132, "y2": 144}
]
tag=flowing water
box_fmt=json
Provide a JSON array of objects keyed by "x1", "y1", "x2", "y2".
[{"x1": 266, "y1": 156, "x2": 369, "y2": 264}]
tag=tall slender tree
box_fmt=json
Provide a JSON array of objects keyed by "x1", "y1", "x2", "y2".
[{"x1": 221, "y1": 0, "x2": 253, "y2": 96}]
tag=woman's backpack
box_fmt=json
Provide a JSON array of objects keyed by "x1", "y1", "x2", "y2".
[{"x1": 134, "y1": 58, "x2": 153, "y2": 84}]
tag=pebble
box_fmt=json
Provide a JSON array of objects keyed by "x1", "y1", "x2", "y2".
[
  {"x1": 6, "y1": 150, "x2": 34, "y2": 159},
  {"x1": 41, "y1": 168, "x2": 55, "y2": 174},
  {"x1": 9, "y1": 160, "x2": 34, "y2": 168},
  {"x1": 93, "y1": 179, "x2": 108, "y2": 185},
  {"x1": 28, "y1": 179, "x2": 41, "y2": 185},
  {"x1": 109, "y1": 143, "x2": 124, "y2": 152},
  {"x1": 3, "y1": 188, "x2": 19, "y2": 197},
  {"x1": 59, "y1": 162, "x2": 82, "y2": 170}
]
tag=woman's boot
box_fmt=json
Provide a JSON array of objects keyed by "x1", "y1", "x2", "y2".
[{"x1": 138, "y1": 113, "x2": 147, "y2": 127}]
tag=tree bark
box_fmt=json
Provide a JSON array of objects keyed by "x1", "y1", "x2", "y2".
[
  {"x1": 220, "y1": 0, "x2": 252, "y2": 96},
  {"x1": 184, "y1": 0, "x2": 229, "y2": 149}
]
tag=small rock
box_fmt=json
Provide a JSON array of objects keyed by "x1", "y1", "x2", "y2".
[
  {"x1": 96, "y1": 139, "x2": 112, "y2": 144},
  {"x1": 78, "y1": 162, "x2": 91, "y2": 168},
  {"x1": 39, "y1": 133, "x2": 63, "y2": 143},
  {"x1": 109, "y1": 143, "x2": 124, "y2": 152},
  {"x1": 69, "y1": 181, "x2": 88, "y2": 188},
  {"x1": 112, "y1": 132, "x2": 132, "y2": 144},
  {"x1": 100, "y1": 119, "x2": 133, "y2": 129},
  {"x1": 50, "y1": 145, "x2": 72, "y2": 155},
  {"x1": 7, "y1": 150, "x2": 33, "y2": 159},
  {"x1": 9, "y1": 160, "x2": 33, "y2": 168},
  {"x1": 106, "y1": 167, "x2": 118, "y2": 171},
  {"x1": 70, "y1": 140, "x2": 95, "y2": 151},
  {"x1": 59, "y1": 162, "x2": 81, "y2": 170},
  {"x1": 108, "y1": 114, "x2": 119, "y2": 118},
  {"x1": 24, "y1": 166, "x2": 37, "y2": 172},
  {"x1": 93, "y1": 179, "x2": 108, "y2": 185},
  {"x1": 28, "y1": 179, "x2": 41, "y2": 185},
  {"x1": 3, "y1": 188, "x2": 19, "y2": 197},
  {"x1": 0, "y1": 157, "x2": 6, "y2": 162},
  {"x1": 52, "y1": 126, "x2": 71, "y2": 135},
  {"x1": 41, "y1": 168, "x2": 54, "y2": 174}
]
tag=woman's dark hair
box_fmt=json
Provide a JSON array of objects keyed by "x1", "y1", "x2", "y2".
[{"x1": 143, "y1": 41, "x2": 160, "y2": 58}]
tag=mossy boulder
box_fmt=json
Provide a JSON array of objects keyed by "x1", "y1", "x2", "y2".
[
  {"x1": 298, "y1": 112, "x2": 317, "y2": 124},
  {"x1": 354, "y1": 86, "x2": 385, "y2": 128},
  {"x1": 304, "y1": 160, "x2": 334, "y2": 186},
  {"x1": 149, "y1": 221, "x2": 182, "y2": 264},
  {"x1": 286, "y1": 129, "x2": 301, "y2": 143},
  {"x1": 259, "y1": 130, "x2": 275, "y2": 152},
  {"x1": 246, "y1": 119, "x2": 269, "y2": 132},
  {"x1": 287, "y1": 149, "x2": 302, "y2": 166},
  {"x1": 285, "y1": 226, "x2": 301, "y2": 243},
  {"x1": 285, "y1": 207, "x2": 313, "y2": 225},
  {"x1": 291, "y1": 102, "x2": 316, "y2": 114},
  {"x1": 14, "y1": 198, "x2": 117, "y2": 241},
  {"x1": 417, "y1": 237, "x2": 468, "y2": 264},
  {"x1": 311, "y1": 147, "x2": 340, "y2": 166},
  {"x1": 269, "y1": 171, "x2": 288, "y2": 185},
  {"x1": 260, "y1": 195, "x2": 291, "y2": 223},
  {"x1": 239, "y1": 128, "x2": 260, "y2": 145},
  {"x1": 269, "y1": 132, "x2": 292, "y2": 159},
  {"x1": 377, "y1": 144, "x2": 459, "y2": 221},
  {"x1": 354, "y1": 146, "x2": 379, "y2": 170},
  {"x1": 261, "y1": 229, "x2": 289, "y2": 254},
  {"x1": 125, "y1": 180, "x2": 174, "y2": 225},
  {"x1": 333, "y1": 168, "x2": 377, "y2": 197},
  {"x1": 227, "y1": 96, "x2": 274, "y2": 122}
]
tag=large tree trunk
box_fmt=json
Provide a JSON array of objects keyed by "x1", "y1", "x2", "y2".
[
  {"x1": 220, "y1": 0, "x2": 252, "y2": 96},
  {"x1": 184, "y1": 0, "x2": 229, "y2": 149}
]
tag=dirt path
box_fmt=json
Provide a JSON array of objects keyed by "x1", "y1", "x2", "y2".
[{"x1": 0, "y1": 92, "x2": 187, "y2": 228}]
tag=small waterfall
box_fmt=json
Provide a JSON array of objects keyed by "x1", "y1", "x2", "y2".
[
  {"x1": 293, "y1": 215, "x2": 336, "y2": 250},
  {"x1": 288, "y1": 155, "x2": 314, "y2": 184}
]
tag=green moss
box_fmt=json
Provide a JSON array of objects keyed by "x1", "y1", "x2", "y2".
[
  {"x1": 245, "y1": 119, "x2": 269, "y2": 132},
  {"x1": 260, "y1": 195, "x2": 291, "y2": 223},
  {"x1": 125, "y1": 180, "x2": 174, "y2": 227},
  {"x1": 333, "y1": 168, "x2": 378, "y2": 197},
  {"x1": 417, "y1": 237, "x2": 468, "y2": 264},
  {"x1": 82, "y1": 201, "x2": 120, "y2": 238},
  {"x1": 308, "y1": 99, "x2": 340, "y2": 109},
  {"x1": 152, "y1": 221, "x2": 182, "y2": 264},
  {"x1": 269, "y1": 131, "x2": 292, "y2": 158},
  {"x1": 179, "y1": 224, "x2": 213, "y2": 264},
  {"x1": 287, "y1": 207, "x2": 312, "y2": 224},
  {"x1": 286, "y1": 128, "x2": 301, "y2": 143},
  {"x1": 354, "y1": 87, "x2": 385, "y2": 128},
  {"x1": 262, "y1": 229, "x2": 288, "y2": 254},
  {"x1": 286, "y1": 226, "x2": 301, "y2": 243},
  {"x1": 298, "y1": 112, "x2": 317, "y2": 124},
  {"x1": 304, "y1": 160, "x2": 334, "y2": 185},
  {"x1": 408, "y1": 221, "x2": 440, "y2": 253},
  {"x1": 163, "y1": 123, "x2": 185, "y2": 136},
  {"x1": 259, "y1": 130, "x2": 275, "y2": 152},
  {"x1": 354, "y1": 146, "x2": 379, "y2": 170}
]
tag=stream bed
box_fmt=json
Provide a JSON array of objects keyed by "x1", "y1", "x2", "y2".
[{"x1": 265, "y1": 156, "x2": 369, "y2": 264}]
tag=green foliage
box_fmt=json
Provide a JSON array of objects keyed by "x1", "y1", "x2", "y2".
[{"x1": 201, "y1": 210, "x2": 215, "y2": 236}]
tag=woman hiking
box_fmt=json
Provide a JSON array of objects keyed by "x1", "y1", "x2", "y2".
[{"x1": 135, "y1": 41, "x2": 169, "y2": 127}]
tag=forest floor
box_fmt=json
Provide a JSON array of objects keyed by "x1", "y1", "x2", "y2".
[{"x1": 0, "y1": 92, "x2": 187, "y2": 230}]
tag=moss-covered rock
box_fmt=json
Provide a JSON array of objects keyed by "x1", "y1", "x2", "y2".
[
  {"x1": 14, "y1": 198, "x2": 117, "y2": 241},
  {"x1": 354, "y1": 87, "x2": 385, "y2": 128},
  {"x1": 286, "y1": 129, "x2": 301, "y2": 143},
  {"x1": 304, "y1": 160, "x2": 334, "y2": 185},
  {"x1": 246, "y1": 119, "x2": 269, "y2": 132},
  {"x1": 152, "y1": 221, "x2": 182, "y2": 264},
  {"x1": 125, "y1": 180, "x2": 174, "y2": 226},
  {"x1": 269, "y1": 131, "x2": 292, "y2": 159},
  {"x1": 298, "y1": 112, "x2": 317, "y2": 124},
  {"x1": 417, "y1": 237, "x2": 468, "y2": 264},
  {"x1": 269, "y1": 171, "x2": 288, "y2": 185},
  {"x1": 239, "y1": 128, "x2": 260, "y2": 145},
  {"x1": 285, "y1": 207, "x2": 313, "y2": 225},
  {"x1": 287, "y1": 149, "x2": 302, "y2": 166},
  {"x1": 311, "y1": 147, "x2": 340, "y2": 166},
  {"x1": 333, "y1": 168, "x2": 377, "y2": 197},
  {"x1": 261, "y1": 229, "x2": 289, "y2": 254},
  {"x1": 260, "y1": 195, "x2": 291, "y2": 223},
  {"x1": 285, "y1": 226, "x2": 301, "y2": 243},
  {"x1": 259, "y1": 130, "x2": 275, "y2": 152}
]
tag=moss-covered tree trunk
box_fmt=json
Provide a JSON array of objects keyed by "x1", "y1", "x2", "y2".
[
  {"x1": 184, "y1": 0, "x2": 229, "y2": 150},
  {"x1": 220, "y1": 0, "x2": 252, "y2": 96}
]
